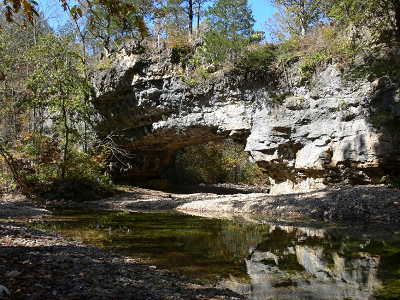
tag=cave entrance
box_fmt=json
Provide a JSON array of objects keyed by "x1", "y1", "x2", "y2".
[{"x1": 165, "y1": 139, "x2": 267, "y2": 186}]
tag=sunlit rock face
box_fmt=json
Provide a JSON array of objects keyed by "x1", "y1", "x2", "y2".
[
  {"x1": 247, "y1": 69, "x2": 400, "y2": 193},
  {"x1": 92, "y1": 40, "x2": 400, "y2": 191}
]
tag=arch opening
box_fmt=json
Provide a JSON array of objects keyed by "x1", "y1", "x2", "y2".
[{"x1": 164, "y1": 139, "x2": 268, "y2": 187}]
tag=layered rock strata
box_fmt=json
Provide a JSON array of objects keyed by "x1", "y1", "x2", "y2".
[{"x1": 92, "y1": 41, "x2": 400, "y2": 193}]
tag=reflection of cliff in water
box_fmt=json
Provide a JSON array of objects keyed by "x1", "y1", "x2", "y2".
[{"x1": 222, "y1": 225, "x2": 381, "y2": 300}]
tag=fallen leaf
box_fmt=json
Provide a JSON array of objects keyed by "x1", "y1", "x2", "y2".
[{"x1": 6, "y1": 270, "x2": 21, "y2": 277}]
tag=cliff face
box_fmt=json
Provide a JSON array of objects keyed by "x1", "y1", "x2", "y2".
[{"x1": 92, "y1": 41, "x2": 400, "y2": 193}]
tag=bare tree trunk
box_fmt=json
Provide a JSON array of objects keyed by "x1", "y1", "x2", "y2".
[
  {"x1": 188, "y1": 0, "x2": 193, "y2": 35},
  {"x1": 61, "y1": 99, "x2": 69, "y2": 179},
  {"x1": 0, "y1": 140, "x2": 30, "y2": 194},
  {"x1": 196, "y1": 2, "x2": 200, "y2": 36},
  {"x1": 392, "y1": 0, "x2": 400, "y2": 41}
]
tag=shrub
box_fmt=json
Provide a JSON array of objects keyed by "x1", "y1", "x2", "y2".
[
  {"x1": 44, "y1": 178, "x2": 114, "y2": 202},
  {"x1": 277, "y1": 25, "x2": 363, "y2": 80},
  {"x1": 380, "y1": 175, "x2": 400, "y2": 189},
  {"x1": 0, "y1": 133, "x2": 114, "y2": 199},
  {"x1": 168, "y1": 139, "x2": 266, "y2": 185},
  {"x1": 236, "y1": 43, "x2": 276, "y2": 68},
  {"x1": 166, "y1": 34, "x2": 193, "y2": 63},
  {"x1": 299, "y1": 49, "x2": 328, "y2": 79}
]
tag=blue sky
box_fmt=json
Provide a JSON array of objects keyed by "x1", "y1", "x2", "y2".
[
  {"x1": 41, "y1": 0, "x2": 277, "y2": 35},
  {"x1": 249, "y1": 0, "x2": 277, "y2": 32}
]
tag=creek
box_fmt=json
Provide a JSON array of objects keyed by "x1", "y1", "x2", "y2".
[{"x1": 34, "y1": 209, "x2": 400, "y2": 300}]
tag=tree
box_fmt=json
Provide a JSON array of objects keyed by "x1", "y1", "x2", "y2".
[
  {"x1": 162, "y1": 0, "x2": 194, "y2": 35},
  {"x1": 81, "y1": 0, "x2": 151, "y2": 56},
  {"x1": 269, "y1": 0, "x2": 324, "y2": 37},
  {"x1": 202, "y1": 0, "x2": 255, "y2": 64},
  {"x1": 326, "y1": 0, "x2": 400, "y2": 41},
  {"x1": 170, "y1": 140, "x2": 264, "y2": 184},
  {"x1": 1, "y1": 0, "x2": 39, "y2": 24},
  {"x1": 153, "y1": 0, "x2": 208, "y2": 46},
  {"x1": 161, "y1": 0, "x2": 208, "y2": 35},
  {"x1": 0, "y1": 12, "x2": 53, "y2": 192},
  {"x1": 0, "y1": 11, "x2": 51, "y2": 152},
  {"x1": 1, "y1": 0, "x2": 148, "y2": 40},
  {"x1": 194, "y1": 0, "x2": 208, "y2": 36},
  {"x1": 26, "y1": 32, "x2": 91, "y2": 179},
  {"x1": 0, "y1": 139, "x2": 31, "y2": 192},
  {"x1": 0, "y1": 5, "x2": 111, "y2": 193}
]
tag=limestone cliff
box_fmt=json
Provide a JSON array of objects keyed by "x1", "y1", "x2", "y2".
[{"x1": 92, "y1": 40, "x2": 400, "y2": 193}]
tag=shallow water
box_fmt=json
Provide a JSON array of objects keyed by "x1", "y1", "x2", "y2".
[{"x1": 35, "y1": 209, "x2": 400, "y2": 300}]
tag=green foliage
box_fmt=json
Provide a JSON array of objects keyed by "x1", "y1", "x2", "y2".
[
  {"x1": 26, "y1": 32, "x2": 93, "y2": 179},
  {"x1": 82, "y1": 0, "x2": 150, "y2": 55},
  {"x1": 336, "y1": 98, "x2": 348, "y2": 111},
  {"x1": 206, "y1": 0, "x2": 255, "y2": 37},
  {"x1": 200, "y1": 31, "x2": 238, "y2": 64},
  {"x1": 299, "y1": 49, "x2": 328, "y2": 79},
  {"x1": 0, "y1": 18, "x2": 113, "y2": 197},
  {"x1": 269, "y1": 0, "x2": 399, "y2": 43},
  {"x1": 2, "y1": 0, "x2": 150, "y2": 41},
  {"x1": 157, "y1": 0, "x2": 208, "y2": 36},
  {"x1": 182, "y1": 55, "x2": 213, "y2": 86},
  {"x1": 380, "y1": 175, "x2": 400, "y2": 188},
  {"x1": 272, "y1": 92, "x2": 293, "y2": 104},
  {"x1": 235, "y1": 43, "x2": 277, "y2": 68},
  {"x1": 95, "y1": 53, "x2": 117, "y2": 70},
  {"x1": 200, "y1": 0, "x2": 255, "y2": 65},
  {"x1": 196, "y1": 66, "x2": 211, "y2": 80},
  {"x1": 277, "y1": 35, "x2": 302, "y2": 61},
  {"x1": 326, "y1": 0, "x2": 400, "y2": 42},
  {"x1": 270, "y1": 0, "x2": 325, "y2": 37},
  {"x1": 368, "y1": 60, "x2": 400, "y2": 78},
  {"x1": 184, "y1": 65, "x2": 212, "y2": 86},
  {"x1": 275, "y1": 24, "x2": 362, "y2": 80},
  {"x1": 169, "y1": 139, "x2": 266, "y2": 184},
  {"x1": 4, "y1": 132, "x2": 113, "y2": 196},
  {"x1": 347, "y1": 58, "x2": 400, "y2": 82},
  {"x1": 166, "y1": 33, "x2": 193, "y2": 63},
  {"x1": 269, "y1": 0, "x2": 399, "y2": 83}
]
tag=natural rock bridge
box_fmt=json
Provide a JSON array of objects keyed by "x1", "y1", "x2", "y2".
[{"x1": 92, "y1": 42, "x2": 400, "y2": 193}]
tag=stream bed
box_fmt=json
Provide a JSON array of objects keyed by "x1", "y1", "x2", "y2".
[{"x1": 33, "y1": 209, "x2": 400, "y2": 300}]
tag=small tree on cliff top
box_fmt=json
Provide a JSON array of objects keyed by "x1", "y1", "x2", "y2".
[
  {"x1": 268, "y1": 0, "x2": 324, "y2": 37},
  {"x1": 201, "y1": 0, "x2": 255, "y2": 64}
]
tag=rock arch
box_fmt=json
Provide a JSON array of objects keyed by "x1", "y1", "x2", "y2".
[{"x1": 92, "y1": 43, "x2": 400, "y2": 193}]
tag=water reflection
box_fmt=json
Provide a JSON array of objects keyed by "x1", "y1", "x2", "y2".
[
  {"x1": 38, "y1": 210, "x2": 399, "y2": 300},
  {"x1": 222, "y1": 224, "x2": 382, "y2": 299}
]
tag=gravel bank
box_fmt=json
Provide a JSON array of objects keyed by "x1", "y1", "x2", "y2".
[
  {"x1": 0, "y1": 221, "x2": 243, "y2": 299},
  {"x1": 0, "y1": 193, "x2": 52, "y2": 219},
  {"x1": 70, "y1": 184, "x2": 400, "y2": 223}
]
